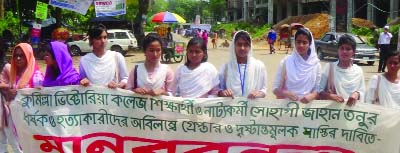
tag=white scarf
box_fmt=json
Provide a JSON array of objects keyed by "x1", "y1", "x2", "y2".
[
  {"x1": 225, "y1": 31, "x2": 265, "y2": 96},
  {"x1": 174, "y1": 62, "x2": 219, "y2": 98},
  {"x1": 80, "y1": 50, "x2": 117, "y2": 85},
  {"x1": 285, "y1": 30, "x2": 320, "y2": 97},
  {"x1": 137, "y1": 63, "x2": 168, "y2": 90},
  {"x1": 332, "y1": 61, "x2": 365, "y2": 102}
]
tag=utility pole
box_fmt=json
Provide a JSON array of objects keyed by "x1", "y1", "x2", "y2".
[
  {"x1": 268, "y1": 0, "x2": 274, "y2": 24},
  {"x1": 330, "y1": 0, "x2": 336, "y2": 32},
  {"x1": 347, "y1": 0, "x2": 353, "y2": 32}
]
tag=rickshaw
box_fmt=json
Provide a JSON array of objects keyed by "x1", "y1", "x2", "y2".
[
  {"x1": 278, "y1": 24, "x2": 290, "y2": 51},
  {"x1": 155, "y1": 24, "x2": 185, "y2": 63},
  {"x1": 161, "y1": 40, "x2": 185, "y2": 63}
]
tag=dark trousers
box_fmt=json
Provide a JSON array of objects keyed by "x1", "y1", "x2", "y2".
[{"x1": 378, "y1": 44, "x2": 390, "y2": 72}]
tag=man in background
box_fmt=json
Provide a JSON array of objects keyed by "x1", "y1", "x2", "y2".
[
  {"x1": 267, "y1": 28, "x2": 277, "y2": 54},
  {"x1": 377, "y1": 25, "x2": 392, "y2": 73}
]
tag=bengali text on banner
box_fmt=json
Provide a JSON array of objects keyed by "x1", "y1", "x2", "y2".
[{"x1": 11, "y1": 86, "x2": 400, "y2": 153}]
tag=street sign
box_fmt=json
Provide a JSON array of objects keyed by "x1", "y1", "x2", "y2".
[{"x1": 35, "y1": 1, "x2": 48, "y2": 20}]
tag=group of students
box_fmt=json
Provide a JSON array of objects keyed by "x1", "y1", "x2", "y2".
[{"x1": 0, "y1": 24, "x2": 399, "y2": 152}]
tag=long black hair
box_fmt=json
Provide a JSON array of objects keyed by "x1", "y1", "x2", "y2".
[
  {"x1": 234, "y1": 31, "x2": 251, "y2": 47},
  {"x1": 386, "y1": 51, "x2": 400, "y2": 65},
  {"x1": 294, "y1": 28, "x2": 313, "y2": 55},
  {"x1": 88, "y1": 24, "x2": 107, "y2": 46},
  {"x1": 338, "y1": 34, "x2": 356, "y2": 51},
  {"x1": 142, "y1": 33, "x2": 163, "y2": 52},
  {"x1": 185, "y1": 37, "x2": 208, "y2": 66},
  {"x1": 294, "y1": 28, "x2": 312, "y2": 45}
]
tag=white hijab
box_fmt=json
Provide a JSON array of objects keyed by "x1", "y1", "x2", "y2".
[
  {"x1": 137, "y1": 62, "x2": 168, "y2": 90},
  {"x1": 175, "y1": 62, "x2": 219, "y2": 98},
  {"x1": 285, "y1": 29, "x2": 320, "y2": 96},
  {"x1": 225, "y1": 30, "x2": 265, "y2": 96},
  {"x1": 80, "y1": 50, "x2": 117, "y2": 85}
]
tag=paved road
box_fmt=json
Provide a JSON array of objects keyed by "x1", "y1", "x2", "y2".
[{"x1": 36, "y1": 33, "x2": 381, "y2": 99}]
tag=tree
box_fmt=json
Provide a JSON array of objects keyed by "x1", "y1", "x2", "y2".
[
  {"x1": 148, "y1": 0, "x2": 168, "y2": 15},
  {"x1": 209, "y1": 0, "x2": 226, "y2": 22},
  {"x1": 133, "y1": 0, "x2": 150, "y2": 49},
  {"x1": 169, "y1": 0, "x2": 198, "y2": 23}
]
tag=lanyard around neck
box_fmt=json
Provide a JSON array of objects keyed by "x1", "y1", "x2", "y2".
[{"x1": 237, "y1": 63, "x2": 247, "y2": 96}]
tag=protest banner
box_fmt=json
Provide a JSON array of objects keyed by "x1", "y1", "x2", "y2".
[
  {"x1": 49, "y1": 0, "x2": 93, "y2": 15},
  {"x1": 11, "y1": 86, "x2": 400, "y2": 153},
  {"x1": 94, "y1": 0, "x2": 126, "y2": 17}
]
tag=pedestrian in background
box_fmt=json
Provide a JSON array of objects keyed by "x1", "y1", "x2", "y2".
[
  {"x1": 377, "y1": 25, "x2": 392, "y2": 73},
  {"x1": 202, "y1": 30, "x2": 208, "y2": 48},
  {"x1": 267, "y1": 28, "x2": 277, "y2": 54},
  {"x1": 211, "y1": 30, "x2": 218, "y2": 49}
]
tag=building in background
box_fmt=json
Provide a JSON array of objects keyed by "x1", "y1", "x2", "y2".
[{"x1": 226, "y1": 0, "x2": 399, "y2": 30}]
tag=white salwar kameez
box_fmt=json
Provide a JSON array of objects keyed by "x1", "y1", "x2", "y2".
[
  {"x1": 319, "y1": 61, "x2": 366, "y2": 102},
  {"x1": 174, "y1": 62, "x2": 220, "y2": 98},
  {"x1": 219, "y1": 31, "x2": 267, "y2": 97},
  {"x1": 79, "y1": 50, "x2": 128, "y2": 85},
  {"x1": 126, "y1": 62, "x2": 174, "y2": 95},
  {"x1": 273, "y1": 30, "x2": 321, "y2": 99},
  {"x1": 365, "y1": 74, "x2": 400, "y2": 108}
]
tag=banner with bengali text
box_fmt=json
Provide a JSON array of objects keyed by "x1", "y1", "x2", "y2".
[
  {"x1": 94, "y1": 0, "x2": 126, "y2": 17},
  {"x1": 49, "y1": 0, "x2": 93, "y2": 15},
  {"x1": 10, "y1": 86, "x2": 400, "y2": 153}
]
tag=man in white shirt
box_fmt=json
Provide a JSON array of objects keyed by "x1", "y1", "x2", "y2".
[{"x1": 377, "y1": 25, "x2": 392, "y2": 72}]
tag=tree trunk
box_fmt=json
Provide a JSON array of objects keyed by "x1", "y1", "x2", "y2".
[
  {"x1": 134, "y1": 0, "x2": 149, "y2": 50},
  {"x1": 54, "y1": 7, "x2": 62, "y2": 28},
  {"x1": 0, "y1": 0, "x2": 4, "y2": 19}
]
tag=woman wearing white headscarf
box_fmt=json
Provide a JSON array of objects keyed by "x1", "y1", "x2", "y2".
[
  {"x1": 273, "y1": 28, "x2": 321, "y2": 103},
  {"x1": 319, "y1": 34, "x2": 365, "y2": 106},
  {"x1": 218, "y1": 30, "x2": 267, "y2": 99}
]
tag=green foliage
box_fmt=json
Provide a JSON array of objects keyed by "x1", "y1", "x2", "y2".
[
  {"x1": 348, "y1": 27, "x2": 400, "y2": 47},
  {"x1": 209, "y1": 0, "x2": 226, "y2": 22},
  {"x1": 126, "y1": 0, "x2": 138, "y2": 21},
  {"x1": 148, "y1": 0, "x2": 168, "y2": 16},
  {"x1": 387, "y1": 24, "x2": 400, "y2": 46},
  {"x1": 0, "y1": 11, "x2": 20, "y2": 37},
  {"x1": 168, "y1": 0, "x2": 198, "y2": 23},
  {"x1": 211, "y1": 22, "x2": 271, "y2": 40},
  {"x1": 351, "y1": 27, "x2": 372, "y2": 36},
  {"x1": 60, "y1": 6, "x2": 94, "y2": 33}
]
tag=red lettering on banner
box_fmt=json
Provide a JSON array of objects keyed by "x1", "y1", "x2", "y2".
[
  {"x1": 33, "y1": 132, "x2": 355, "y2": 153},
  {"x1": 95, "y1": 1, "x2": 112, "y2": 5}
]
